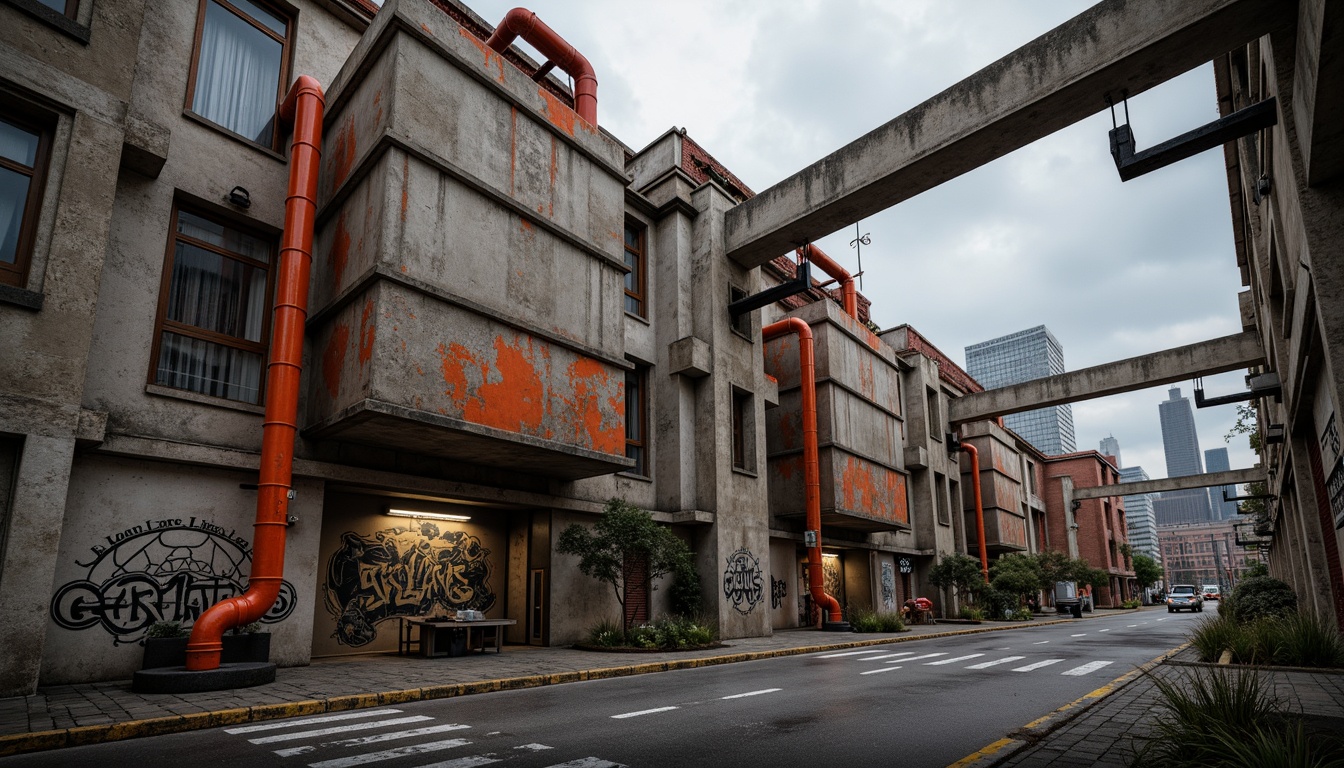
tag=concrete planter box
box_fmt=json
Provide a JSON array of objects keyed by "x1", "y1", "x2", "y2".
[{"x1": 140, "y1": 633, "x2": 271, "y2": 669}]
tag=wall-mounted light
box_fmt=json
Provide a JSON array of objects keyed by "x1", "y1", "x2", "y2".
[
  {"x1": 227, "y1": 186, "x2": 252, "y2": 208},
  {"x1": 387, "y1": 508, "x2": 471, "y2": 522}
]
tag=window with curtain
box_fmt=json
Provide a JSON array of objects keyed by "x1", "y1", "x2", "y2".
[
  {"x1": 188, "y1": 0, "x2": 290, "y2": 147},
  {"x1": 625, "y1": 366, "x2": 647, "y2": 476},
  {"x1": 0, "y1": 111, "x2": 51, "y2": 288},
  {"x1": 152, "y1": 206, "x2": 274, "y2": 404},
  {"x1": 623, "y1": 220, "x2": 646, "y2": 317}
]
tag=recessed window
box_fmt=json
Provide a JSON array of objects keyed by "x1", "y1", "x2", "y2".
[
  {"x1": 151, "y1": 205, "x2": 274, "y2": 404},
  {"x1": 728, "y1": 284, "x2": 750, "y2": 336},
  {"x1": 623, "y1": 219, "x2": 646, "y2": 317},
  {"x1": 187, "y1": 0, "x2": 291, "y2": 148},
  {"x1": 625, "y1": 366, "x2": 648, "y2": 476},
  {"x1": 34, "y1": 0, "x2": 79, "y2": 19},
  {"x1": 935, "y1": 472, "x2": 950, "y2": 526},
  {"x1": 732, "y1": 388, "x2": 754, "y2": 471},
  {"x1": 0, "y1": 109, "x2": 52, "y2": 288}
]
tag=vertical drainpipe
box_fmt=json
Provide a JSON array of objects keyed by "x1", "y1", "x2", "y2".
[
  {"x1": 763, "y1": 318, "x2": 843, "y2": 625},
  {"x1": 958, "y1": 441, "x2": 991, "y2": 585},
  {"x1": 185, "y1": 76, "x2": 324, "y2": 671}
]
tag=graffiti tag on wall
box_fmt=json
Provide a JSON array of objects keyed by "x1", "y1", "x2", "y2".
[
  {"x1": 881, "y1": 562, "x2": 896, "y2": 610},
  {"x1": 822, "y1": 556, "x2": 845, "y2": 609},
  {"x1": 323, "y1": 523, "x2": 495, "y2": 647},
  {"x1": 770, "y1": 576, "x2": 788, "y2": 610},
  {"x1": 722, "y1": 548, "x2": 763, "y2": 614},
  {"x1": 50, "y1": 518, "x2": 296, "y2": 645}
]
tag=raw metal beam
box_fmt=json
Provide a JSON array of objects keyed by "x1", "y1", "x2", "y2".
[
  {"x1": 724, "y1": 0, "x2": 1290, "y2": 267},
  {"x1": 949, "y1": 331, "x2": 1265, "y2": 424},
  {"x1": 1074, "y1": 468, "x2": 1265, "y2": 500}
]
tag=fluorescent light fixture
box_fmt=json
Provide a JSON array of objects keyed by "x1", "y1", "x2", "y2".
[{"x1": 387, "y1": 508, "x2": 471, "y2": 522}]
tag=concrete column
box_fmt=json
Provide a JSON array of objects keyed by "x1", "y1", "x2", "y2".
[
  {"x1": 1060, "y1": 476, "x2": 1079, "y2": 559},
  {"x1": 0, "y1": 435, "x2": 76, "y2": 697}
]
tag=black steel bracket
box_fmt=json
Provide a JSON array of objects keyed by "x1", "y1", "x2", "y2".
[
  {"x1": 1109, "y1": 97, "x2": 1277, "y2": 182},
  {"x1": 1194, "y1": 372, "x2": 1282, "y2": 408},
  {"x1": 729, "y1": 261, "x2": 811, "y2": 318}
]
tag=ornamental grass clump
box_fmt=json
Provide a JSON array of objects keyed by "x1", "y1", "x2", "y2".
[
  {"x1": 848, "y1": 607, "x2": 905, "y2": 633},
  {"x1": 1272, "y1": 611, "x2": 1344, "y2": 668}
]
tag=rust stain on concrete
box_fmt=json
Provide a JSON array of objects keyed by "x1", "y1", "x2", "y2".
[
  {"x1": 400, "y1": 154, "x2": 409, "y2": 222},
  {"x1": 358, "y1": 299, "x2": 376, "y2": 366},
  {"x1": 460, "y1": 27, "x2": 506, "y2": 83},
  {"x1": 537, "y1": 87, "x2": 576, "y2": 137},
  {"x1": 332, "y1": 115, "x2": 357, "y2": 189},
  {"x1": 322, "y1": 324, "x2": 350, "y2": 400},
  {"x1": 840, "y1": 454, "x2": 909, "y2": 524},
  {"x1": 775, "y1": 454, "x2": 802, "y2": 481},
  {"x1": 330, "y1": 212, "x2": 350, "y2": 290}
]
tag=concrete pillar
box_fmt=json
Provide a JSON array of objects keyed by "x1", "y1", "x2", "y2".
[
  {"x1": 0, "y1": 435, "x2": 76, "y2": 697},
  {"x1": 1060, "y1": 476, "x2": 1079, "y2": 559}
]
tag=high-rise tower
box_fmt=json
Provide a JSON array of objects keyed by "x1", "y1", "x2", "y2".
[
  {"x1": 1153, "y1": 387, "x2": 1212, "y2": 524},
  {"x1": 965, "y1": 326, "x2": 1076, "y2": 454}
]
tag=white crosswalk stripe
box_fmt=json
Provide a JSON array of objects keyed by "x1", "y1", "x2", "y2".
[
  {"x1": 307, "y1": 738, "x2": 471, "y2": 768},
  {"x1": 225, "y1": 709, "x2": 405, "y2": 734},
  {"x1": 611, "y1": 706, "x2": 677, "y2": 719},
  {"x1": 816, "y1": 649, "x2": 894, "y2": 658},
  {"x1": 860, "y1": 666, "x2": 903, "y2": 676},
  {"x1": 543, "y1": 760, "x2": 628, "y2": 768},
  {"x1": 887, "y1": 652, "x2": 947, "y2": 663},
  {"x1": 320, "y1": 723, "x2": 471, "y2": 749},
  {"x1": 964, "y1": 656, "x2": 1024, "y2": 669},
  {"x1": 415, "y1": 758, "x2": 499, "y2": 768},
  {"x1": 1061, "y1": 661, "x2": 1114, "y2": 676},
  {"x1": 248, "y1": 715, "x2": 435, "y2": 745},
  {"x1": 1012, "y1": 659, "x2": 1065, "y2": 672},
  {"x1": 925, "y1": 654, "x2": 984, "y2": 665},
  {"x1": 860, "y1": 652, "x2": 918, "y2": 661}
]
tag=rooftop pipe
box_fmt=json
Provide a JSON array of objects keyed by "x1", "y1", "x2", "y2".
[
  {"x1": 763, "y1": 317, "x2": 844, "y2": 627},
  {"x1": 957, "y1": 441, "x2": 991, "y2": 585},
  {"x1": 799, "y1": 244, "x2": 858, "y2": 320},
  {"x1": 185, "y1": 76, "x2": 324, "y2": 671},
  {"x1": 486, "y1": 8, "x2": 598, "y2": 125}
]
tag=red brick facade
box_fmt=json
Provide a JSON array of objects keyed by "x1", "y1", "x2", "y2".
[{"x1": 1042, "y1": 451, "x2": 1136, "y2": 607}]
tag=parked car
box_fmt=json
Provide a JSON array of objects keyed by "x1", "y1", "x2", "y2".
[
  {"x1": 1167, "y1": 584, "x2": 1204, "y2": 613},
  {"x1": 1201, "y1": 584, "x2": 1221, "y2": 601}
]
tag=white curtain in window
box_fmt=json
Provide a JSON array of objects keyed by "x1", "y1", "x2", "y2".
[
  {"x1": 157, "y1": 333, "x2": 263, "y2": 403},
  {"x1": 193, "y1": 0, "x2": 282, "y2": 144}
]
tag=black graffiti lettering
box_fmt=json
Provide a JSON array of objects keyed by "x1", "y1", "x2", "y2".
[
  {"x1": 770, "y1": 576, "x2": 788, "y2": 610},
  {"x1": 722, "y1": 549, "x2": 764, "y2": 615}
]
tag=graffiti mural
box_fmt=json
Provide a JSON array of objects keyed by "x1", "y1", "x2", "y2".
[
  {"x1": 822, "y1": 555, "x2": 845, "y2": 608},
  {"x1": 722, "y1": 548, "x2": 763, "y2": 615},
  {"x1": 770, "y1": 575, "x2": 788, "y2": 610},
  {"x1": 49, "y1": 518, "x2": 296, "y2": 645},
  {"x1": 323, "y1": 523, "x2": 495, "y2": 647},
  {"x1": 881, "y1": 562, "x2": 896, "y2": 610}
]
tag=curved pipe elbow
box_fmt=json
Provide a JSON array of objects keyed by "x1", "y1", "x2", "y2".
[
  {"x1": 798, "y1": 246, "x2": 858, "y2": 320},
  {"x1": 485, "y1": 8, "x2": 597, "y2": 125},
  {"x1": 185, "y1": 580, "x2": 281, "y2": 670}
]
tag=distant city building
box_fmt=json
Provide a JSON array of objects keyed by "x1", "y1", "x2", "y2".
[
  {"x1": 1158, "y1": 519, "x2": 1256, "y2": 591},
  {"x1": 1154, "y1": 387, "x2": 1212, "y2": 525},
  {"x1": 965, "y1": 326, "x2": 1076, "y2": 455},
  {"x1": 1119, "y1": 466, "x2": 1161, "y2": 563},
  {"x1": 1099, "y1": 435, "x2": 1121, "y2": 464},
  {"x1": 1204, "y1": 447, "x2": 1239, "y2": 520}
]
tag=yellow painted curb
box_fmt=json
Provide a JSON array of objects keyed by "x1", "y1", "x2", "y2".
[
  {"x1": 0, "y1": 619, "x2": 1075, "y2": 757},
  {"x1": 946, "y1": 737, "x2": 1023, "y2": 768}
]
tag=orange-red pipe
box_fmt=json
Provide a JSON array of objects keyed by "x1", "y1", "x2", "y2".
[
  {"x1": 185, "y1": 76, "x2": 324, "y2": 671},
  {"x1": 764, "y1": 318, "x2": 842, "y2": 624},
  {"x1": 958, "y1": 442, "x2": 991, "y2": 584},
  {"x1": 486, "y1": 8, "x2": 597, "y2": 125},
  {"x1": 799, "y1": 245, "x2": 857, "y2": 320}
]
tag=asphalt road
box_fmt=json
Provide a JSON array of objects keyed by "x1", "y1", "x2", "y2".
[{"x1": 1, "y1": 608, "x2": 1201, "y2": 768}]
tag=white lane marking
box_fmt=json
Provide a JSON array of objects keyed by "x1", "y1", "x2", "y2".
[
  {"x1": 925, "y1": 654, "x2": 985, "y2": 665},
  {"x1": 816, "y1": 649, "x2": 892, "y2": 658},
  {"x1": 860, "y1": 666, "x2": 903, "y2": 675},
  {"x1": 275, "y1": 746, "x2": 316, "y2": 757},
  {"x1": 611, "y1": 706, "x2": 678, "y2": 719},
  {"x1": 415, "y1": 758, "x2": 499, "y2": 768},
  {"x1": 861, "y1": 652, "x2": 918, "y2": 661},
  {"x1": 1070, "y1": 633, "x2": 1087, "y2": 637},
  {"x1": 1098, "y1": 629, "x2": 1111, "y2": 632},
  {"x1": 1157, "y1": 618, "x2": 1166, "y2": 621},
  {"x1": 1128, "y1": 624, "x2": 1138, "y2": 628},
  {"x1": 1062, "y1": 661, "x2": 1114, "y2": 676},
  {"x1": 226, "y1": 709, "x2": 404, "y2": 734},
  {"x1": 324, "y1": 724, "x2": 470, "y2": 747},
  {"x1": 249, "y1": 716, "x2": 434, "y2": 745},
  {"x1": 542, "y1": 760, "x2": 627, "y2": 768},
  {"x1": 307, "y1": 738, "x2": 470, "y2": 768},
  {"x1": 965, "y1": 656, "x2": 1025, "y2": 669},
  {"x1": 888, "y1": 652, "x2": 947, "y2": 663},
  {"x1": 517, "y1": 744, "x2": 553, "y2": 751},
  {"x1": 1033, "y1": 641, "x2": 1050, "y2": 645},
  {"x1": 1012, "y1": 659, "x2": 1065, "y2": 672},
  {"x1": 721, "y1": 688, "x2": 781, "y2": 699}
]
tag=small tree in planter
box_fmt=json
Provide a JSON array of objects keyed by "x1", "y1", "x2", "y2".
[
  {"x1": 557, "y1": 498, "x2": 695, "y2": 642},
  {"x1": 142, "y1": 620, "x2": 188, "y2": 669}
]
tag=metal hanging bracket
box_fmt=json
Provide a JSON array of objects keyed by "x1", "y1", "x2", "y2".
[{"x1": 1107, "y1": 92, "x2": 1277, "y2": 182}]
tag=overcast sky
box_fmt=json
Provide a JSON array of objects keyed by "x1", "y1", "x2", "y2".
[{"x1": 460, "y1": 0, "x2": 1257, "y2": 480}]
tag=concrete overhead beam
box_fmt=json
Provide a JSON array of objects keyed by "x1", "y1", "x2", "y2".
[
  {"x1": 724, "y1": 0, "x2": 1290, "y2": 267},
  {"x1": 1074, "y1": 467, "x2": 1265, "y2": 499},
  {"x1": 949, "y1": 331, "x2": 1265, "y2": 424}
]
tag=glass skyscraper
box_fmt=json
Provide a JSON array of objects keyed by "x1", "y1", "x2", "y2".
[
  {"x1": 1153, "y1": 386, "x2": 1213, "y2": 525},
  {"x1": 965, "y1": 326, "x2": 1076, "y2": 455},
  {"x1": 1204, "y1": 447, "x2": 1239, "y2": 520}
]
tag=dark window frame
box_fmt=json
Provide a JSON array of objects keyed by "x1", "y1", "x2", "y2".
[
  {"x1": 732, "y1": 388, "x2": 753, "y2": 471},
  {"x1": 36, "y1": 0, "x2": 78, "y2": 18},
  {"x1": 148, "y1": 201, "x2": 277, "y2": 404},
  {"x1": 623, "y1": 219, "x2": 647, "y2": 318},
  {"x1": 0, "y1": 104, "x2": 53, "y2": 290},
  {"x1": 624, "y1": 365, "x2": 648, "y2": 476},
  {"x1": 184, "y1": 0, "x2": 294, "y2": 152}
]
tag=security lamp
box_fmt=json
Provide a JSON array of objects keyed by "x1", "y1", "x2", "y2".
[
  {"x1": 227, "y1": 186, "x2": 252, "y2": 208},
  {"x1": 387, "y1": 508, "x2": 471, "y2": 522}
]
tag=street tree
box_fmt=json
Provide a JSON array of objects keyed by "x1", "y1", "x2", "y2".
[
  {"x1": 1132, "y1": 554, "x2": 1162, "y2": 589},
  {"x1": 990, "y1": 554, "x2": 1041, "y2": 604},
  {"x1": 557, "y1": 498, "x2": 695, "y2": 639},
  {"x1": 930, "y1": 552, "x2": 985, "y2": 607}
]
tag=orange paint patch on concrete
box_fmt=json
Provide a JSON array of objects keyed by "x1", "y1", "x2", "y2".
[
  {"x1": 329, "y1": 212, "x2": 350, "y2": 290},
  {"x1": 564, "y1": 357, "x2": 622, "y2": 454},
  {"x1": 537, "y1": 87, "x2": 576, "y2": 137},
  {"x1": 858, "y1": 355, "x2": 875, "y2": 399},
  {"x1": 774, "y1": 454, "x2": 803, "y2": 481},
  {"x1": 420, "y1": 22, "x2": 433, "y2": 36},
  {"x1": 373, "y1": 89, "x2": 384, "y2": 126},
  {"x1": 777, "y1": 411, "x2": 799, "y2": 451},
  {"x1": 358, "y1": 299, "x2": 376, "y2": 366},
  {"x1": 459, "y1": 27, "x2": 506, "y2": 82},
  {"x1": 400, "y1": 154, "x2": 409, "y2": 222},
  {"x1": 332, "y1": 116, "x2": 357, "y2": 189},
  {"x1": 839, "y1": 455, "x2": 909, "y2": 524},
  {"x1": 509, "y1": 107, "x2": 517, "y2": 195},
  {"x1": 547, "y1": 136, "x2": 557, "y2": 218},
  {"x1": 400, "y1": 264, "x2": 408, "y2": 273},
  {"x1": 322, "y1": 324, "x2": 350, "y2": 400}
]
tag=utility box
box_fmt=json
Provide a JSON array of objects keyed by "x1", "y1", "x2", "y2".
[{"x1": 304, "y1": 0, "x2": 632, "y2": 479}]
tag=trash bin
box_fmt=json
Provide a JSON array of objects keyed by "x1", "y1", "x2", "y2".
[{"x1": 1070, "y1": 602, "x2": 1083, "y2": 619}]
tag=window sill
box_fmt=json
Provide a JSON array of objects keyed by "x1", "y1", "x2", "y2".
[
  {"x1": 617, "y1": 470, "x2": 652, "y2": 483},
  {"x1": 1, "y1": 0, "x2": 89, "y2": 44},
  {"x1": 182, "y1": 110, "x2": 287, "y2": 163},
  {"x1": 0, "y1": 283, "x2": 43, "y2": 310},
  {"x1": 145, "y1": 383, "x2": 266, "y2": 415},
  {"x1": 731, "y1": 466, "x2": 758, "y2": 478},
  {"x1": 624, "y1": 310, "x2": 650, "y2": 326}
]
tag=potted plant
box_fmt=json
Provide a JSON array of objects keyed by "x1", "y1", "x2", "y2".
[
  {"x1": 141, "y1": 620, "x2": 188, "y2": 669},
  {"x1": 222, "y1": 622, "x2": 271, "y2": 664}
]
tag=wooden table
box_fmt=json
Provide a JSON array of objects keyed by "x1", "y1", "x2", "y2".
[{"x1": 399, "y1": 618, "x2": 516, "y2": 657}]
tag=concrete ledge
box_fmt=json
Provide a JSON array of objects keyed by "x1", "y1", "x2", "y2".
[{"x1": 131, "y1": 663, "x2": 276, "y2": 694}]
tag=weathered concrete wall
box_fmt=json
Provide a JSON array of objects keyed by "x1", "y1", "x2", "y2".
[
  {"x1": 768, "y1": 538, "x2": 799, "y2": 629},
  {"x1": 40, "y1": 455, "x2": 323, "y2": 684}
]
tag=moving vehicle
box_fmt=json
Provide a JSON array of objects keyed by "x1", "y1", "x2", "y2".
[
  {"x1": 1167, "y1": 584, "x2": 1204, "y2": 613},
  {"x1": 1202, "y1": 584, "x2": 1221, "y2": 601}
]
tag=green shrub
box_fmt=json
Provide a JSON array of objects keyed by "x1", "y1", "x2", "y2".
[
  {"x1": 1121, "y1": 598, "x2": 1141, "y2": 609},
  {"x1": 1230, "y1": 575, "x2": 1298, "y2": 625},
  {"x1": 976, "y1": 586, "x2": 1016, "y2": 620},
  {"x1": 586, "y1": 618, "x2": 625, "y2": 647},
  {"x1": 848, "y1": 606, "x2": 905, "y2": 633},
  {"x1": 1189, "y1": 613, "x2": 1241, "y2": 662},
  {"x1": 147, "y1": 620, "x2": 186, "y2": 638},
  {"x1": 1272, "y1": 611, "x2": 1344, "y2": 668},
  {"x1": 667, "y1": 557, "x2": 703, "y2": 618},
  {"x1": 620, "y1": 616, "x2": 718, "y2": 650},
  {"x1": 1009, "y1": 607, "x2": 1033, "y2": 622},
  {"x1": 958, "y1": 606, "x2": 984, "y2": 621}
]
